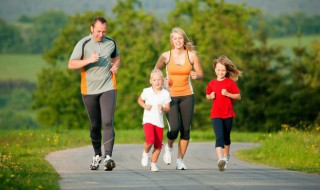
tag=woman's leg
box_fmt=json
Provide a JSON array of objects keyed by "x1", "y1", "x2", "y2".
[{"x1": 177, "y1": 95, "x2": 194, "y2": 159}]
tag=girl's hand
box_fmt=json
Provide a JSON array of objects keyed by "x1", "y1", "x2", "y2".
[
  {"x1": 158, "y1": 104, "x2": 164, "y2": 112},
  {"x1": 144, "y1": 104, "x2": 152, "y2": 110},
  {"x1": 210, "y1": 92, "x2": 215, "y2": 99},
  {"x1": 221, "y1": 89, "x2": 229, "y2": 97}
]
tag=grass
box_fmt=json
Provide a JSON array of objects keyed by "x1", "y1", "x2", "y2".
[
  {"x1": 267, "y1": 34, "x2": 320, "y2": 49},
  {"x1": 0, "y1": 129, "x2": 262, "y2": 190},
  {"x1": 1, "y1": 128, "x2": 318, "y2": 190},
  {"x1": 0, "y1": 54, "x2": 46, "y2": 83},
  {"x1": 236, "y1": 125, "x2": 320, "y2": 174}
]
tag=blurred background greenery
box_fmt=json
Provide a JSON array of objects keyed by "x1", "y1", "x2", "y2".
[{"x1": 0, "y1": 0, "x2": 319, "y2": 132}]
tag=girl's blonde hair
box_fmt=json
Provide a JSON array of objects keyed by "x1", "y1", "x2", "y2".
[
  {"x1": 213, "y1": 55, "x2": 242, "y2": 81},
  {"x1": 170, "y1": 27, "x2": 196, "y2": 52},
  {"x1": 150, "y1": 68, "x2": 164, "y2": 80}
]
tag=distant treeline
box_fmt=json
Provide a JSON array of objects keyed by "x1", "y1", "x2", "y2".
[
  {"x1": 0, "y1": 9, "x2": 320, "y2": 54},
  {"x1": 248, "y1": 12, "x2": 320, "y2": 37}
]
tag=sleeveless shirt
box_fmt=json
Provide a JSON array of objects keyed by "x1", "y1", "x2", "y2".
[{"x1": 166, "y1": 50, "x2": 193, "y2": 97}]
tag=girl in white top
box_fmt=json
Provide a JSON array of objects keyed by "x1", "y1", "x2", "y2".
[{"x1": 138, "y1": 69, "x2": 171, "y2": 171}]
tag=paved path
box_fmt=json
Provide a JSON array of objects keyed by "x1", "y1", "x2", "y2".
[{"x1": 46, "y1": 142, "x2": 319, "y2": 190}]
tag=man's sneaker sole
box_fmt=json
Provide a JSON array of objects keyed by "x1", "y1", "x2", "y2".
[
  {"x1": 218, "y1": 159, "x2": 226, "y2": 171},
  {"x1": 105, "y1": 159, "x2": 116, "y2": 171},
  {"x1": 90, "y1": 165, "x2": 99, "y2": 170}
]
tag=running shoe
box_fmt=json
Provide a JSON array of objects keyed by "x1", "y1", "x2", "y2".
[
  {"x1": 225, "y1": 155, "x2": 230, "y2": 169},
  {"x1": 217, "y1": 159, "x2": 226, "y2": 171},
  {"x1": 176, "y1": 158, "x2": 187, "y2": 170},
  {"x1": 163, "y1": 144, "x2": 172, "y2": 165},
  {"x1": 104, "y1": 155, "x2": 116, "y2": 171},
  {"x1": 90, "y1": 155, "x2": 101, "y2": 170},
  {"x1": 150, "y1": 163, "x2": 159, "y2": 172},
  {"x1": 141, "y1": 151, "x2": 148, "y2": 167}
]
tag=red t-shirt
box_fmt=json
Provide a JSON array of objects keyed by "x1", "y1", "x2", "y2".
[{"x1": 206, "y1": 78, "x2": 240, "y2": 119}]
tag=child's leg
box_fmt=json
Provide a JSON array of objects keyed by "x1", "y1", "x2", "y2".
[
  {"x1": 223, "y1": 118, "x2": 233, "y2": 158},
  {"x1": 151, "y1": 148, "x2": 161, "y2": 163},
  {"x1": 151, "y1": 126, "x2": 164, "y2": 163},
  {"x1": 212, "y1": 118, "x2": 225, "y2": 159},
  {"x1": 143, "y1": 123, "x2": 155, "y2": 153},
  {"x1": 215, "y1": 147, "x2": 224, "y2": 159},
  {"x1": 144, "y1": 143, "x2": 152, "y2": 153},
  {"x1": 224, "y1": 145, "x2": 230, "y2": 158}
]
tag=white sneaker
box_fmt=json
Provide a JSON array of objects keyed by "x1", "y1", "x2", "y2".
[
  {"x1": 150, "y1": 163, "x2": 159, "y2": 172},
  {"x1": 90, "y1": 155, "x2": 102, "y2": 170},
  {"x1": 176, "y1": 158, "x2": 187, "y2": 170},
  {"x1": 163, "y1": 144, "x2": 172, "y2": 165},
  {"x1": 104, "y1": 155, "x2": 116, "y2": 171},
  {"x1": 217, "y1": 159, "x2": 226, "y2": 171},
  {"x1": 141, "y1": 151, "x2": 148, "y2": 167},
  {"x1": 224, "y1": 155, "x2": 230, "y2": 169}
]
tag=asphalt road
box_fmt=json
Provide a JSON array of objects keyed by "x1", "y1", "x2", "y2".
[{"x1": 46, "y1": 142, "x2": 320, "y2": 190}]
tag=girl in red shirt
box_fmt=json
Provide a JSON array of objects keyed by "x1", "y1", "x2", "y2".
[{"x1": 206, "y1": 55, "x2": 242, "y2": 171}]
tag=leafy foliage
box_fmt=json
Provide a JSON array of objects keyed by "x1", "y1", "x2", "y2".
[{"x1": 31, "y1": 0, "x2": 319, "y2": 131}]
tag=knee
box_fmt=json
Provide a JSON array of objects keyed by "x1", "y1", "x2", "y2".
[
  {"x1": 215, "y1": 135, "x2": 225, "y2": 148},
  {"x1": 145, "y1": 137, "x2": 155, "y2": 145},
  {"x1": 167, "y1": 130, "x2": 179, "y2": 140},
  {"x1": 180, "y1": 130, "x2": 190, "y2": 140},
  {"x1": 102, "y1": 118, "x2": 113, "y2": 128}
]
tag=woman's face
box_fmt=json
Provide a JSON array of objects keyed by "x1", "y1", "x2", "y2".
[
  {"x1": 215, "y1": 63, "x2": 227, "y2": 80},
  {"x1": 171, "y1": 32, "x2": 184, "y2": 49}
]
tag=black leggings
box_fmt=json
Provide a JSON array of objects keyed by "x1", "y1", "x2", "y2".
[
  {"x1": 212, "y1": 118, "x2": 233, "y2": 148},
  {"x1": 82, "y1": 90, "x2": 116, "y2": 157},
  {"x1": 166, "y1": 95, "x2": 194, "y2": 140}
]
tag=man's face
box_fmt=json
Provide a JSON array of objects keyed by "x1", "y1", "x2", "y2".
[{"x1": 90, "y1": 21, "x2": 107, "y2": 42}]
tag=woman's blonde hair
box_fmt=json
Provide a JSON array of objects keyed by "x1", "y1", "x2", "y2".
[
  {"x1": 213, "y1": 55, "x2": 242, "y2": 81},
  {"x1": 170, "y1": 27, "x2": 195, "y2": 52}
]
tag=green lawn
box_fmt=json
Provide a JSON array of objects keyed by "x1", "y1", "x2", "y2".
[
  {"x1": 0, "y1": 54, "x2": 46, "y2": 83},
  {"x1": 267, "y1": 34, "x2": 320, "y2": 48},
  {"x1": 236, "y1": 125, "x2": 320, "y2": 174}
]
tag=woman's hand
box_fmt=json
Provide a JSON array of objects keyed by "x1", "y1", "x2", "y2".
[{"x1": 190, "y1": 71, "x2": 198, "y2": 79}]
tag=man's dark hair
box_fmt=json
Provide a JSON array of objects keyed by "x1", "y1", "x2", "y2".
[{"x1": 91, "y1": 17, "x2": 108, "y2": 27}]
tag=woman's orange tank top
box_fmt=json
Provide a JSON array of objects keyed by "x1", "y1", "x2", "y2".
[{"x1": 166, "y1": 50, "x2": 193, "y2": 97}]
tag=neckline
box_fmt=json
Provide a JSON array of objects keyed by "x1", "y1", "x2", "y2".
[{"x1": 171, "y1": 50, "x2": 186, "y2": 66}]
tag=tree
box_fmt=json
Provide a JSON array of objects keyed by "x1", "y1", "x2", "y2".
[
  {"x1": 0, "y1": 18, "x2": 23, "y2": 53},
  {"x1": 288, "y1": 41, "x2": 320, "y2": 127},
  {"x1": 236, "y1": 22, "x2": 292, "y2": 132},
  {"x1": 27, "y1": 10, "x2": 68, "y2": 53}
]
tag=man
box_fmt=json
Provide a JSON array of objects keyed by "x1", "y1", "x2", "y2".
[{"x1": 68, "y1": 16, "x2": 120, "y2": 171}]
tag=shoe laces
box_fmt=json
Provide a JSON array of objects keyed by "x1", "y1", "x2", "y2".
[{"x1": 92, "y1": 155, "x2": 101, "y2": 164}]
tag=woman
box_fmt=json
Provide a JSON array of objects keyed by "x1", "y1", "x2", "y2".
[{"x1": 155, "y1": 27, "x2": 203, "y2": 170}]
